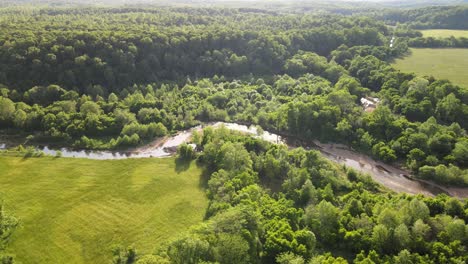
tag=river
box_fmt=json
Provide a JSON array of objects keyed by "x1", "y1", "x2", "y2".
[{"x1": 1, "y1": 122, "x2": 467, "y2": 198}]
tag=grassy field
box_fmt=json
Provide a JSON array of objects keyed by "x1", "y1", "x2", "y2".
[
  {"x1": 420, "y1": 29, "x2": 468, "y2": 38},
  {"x1": 0, "y1": 156, "x2": 207, "y2": 264},
  {"x1": 393, "y1": 48, "x2": 468, "y2": 88}
]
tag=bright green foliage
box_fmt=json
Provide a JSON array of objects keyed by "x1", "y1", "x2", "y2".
[
  {"x1": 0, "y1": 97, "x2": 14, "y2": 124},
  {"x1": 177, "y1": 143, "x2": 195, "y2": 160},
  {"x1": 305, "y1": 201, "x2": 340, "y2": 245},
  {"x1": 276, "y1": 252, "x2": 305, "y2": 264},
  {"x1": 168, "y1": 236, "x2": 210, "y2": 264}
]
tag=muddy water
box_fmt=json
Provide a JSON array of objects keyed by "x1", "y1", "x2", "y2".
[
  {"x1": 1, "y1": 122, "x2": 467, "y2": 198},
  {"x1": 0, "y1": 123, "x2": 272, "y2": 159},
  {"x1": 32, "y1": 127, "x2": 198, "y2": 160}
]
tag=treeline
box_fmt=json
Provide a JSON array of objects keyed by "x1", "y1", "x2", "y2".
[
  {"x1": 393, "y1": 26, "x2": 468, "y2": 48},
  {"x1": 375, "y1": 6, "x2": 468, "y2": 29},
  {"x1": 0, "y1": 8, "x2": 389, "y2": 92},
  {"x1": 117, "y1": 127, "x2": 468, "y2": 263},
  {"x1": 368, "y1": 6, "x2": 468, "y2": 49},
  {"x1": 408, "y1": 36, "x2": 468, "y2": 48}
]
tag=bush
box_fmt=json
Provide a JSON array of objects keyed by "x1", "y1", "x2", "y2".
[{"x1": 177, "y1": 143, "x2": 195, "y2": 160}]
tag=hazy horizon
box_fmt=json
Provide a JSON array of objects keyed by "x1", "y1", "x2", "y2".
[{"x1": 1, "y1": 0, "x2": 467, "y2": 8}]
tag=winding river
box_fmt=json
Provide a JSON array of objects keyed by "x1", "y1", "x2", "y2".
[{"x1": 1, "y1": 122, "x2": 467, "y2": 198}]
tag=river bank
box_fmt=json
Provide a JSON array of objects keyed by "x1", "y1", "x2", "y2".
[
  {"x1": 312, "y1": 141, "x2": 467, "y2": 198},
  {"x1": 1, "y1": 122, "x2": 467, "y2": 198}
]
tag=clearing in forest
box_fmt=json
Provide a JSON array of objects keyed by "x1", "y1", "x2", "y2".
[
  {"x1": 393, "y1": 48, "x2": 468, "y2": 88},
  {"x1": 420, "y1": 29, "x2": 468, "y2": 38}
]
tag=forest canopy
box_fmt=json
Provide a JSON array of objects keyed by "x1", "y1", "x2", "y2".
[{"x1": 0, "y1": 2, "x2": 467, "y2": 264}]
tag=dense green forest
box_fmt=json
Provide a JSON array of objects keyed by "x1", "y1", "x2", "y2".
[
  {"x1": 0, "y1": 2, "x2": 467, "y2": 264},
  {"x1": 150, "y1": 127, "x2": 467, "y2": 264},
  {"x1": 376, "y1": 6, "x2": 468, "y2": 29}
]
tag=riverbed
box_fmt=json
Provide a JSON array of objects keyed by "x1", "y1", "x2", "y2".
[
  {"x1": 1, "y1": 122, "x2": 467, "y2": 198},
  {"x1": 313, "y1": 141, "x2": 460, "y2": 197}
]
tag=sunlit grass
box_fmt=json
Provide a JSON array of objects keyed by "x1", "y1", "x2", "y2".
[
  {"x1": 420, "y1": 29, "x2": 468, "y2": 38},
  {"x1": 393, "y1": 48, "x2": 468, "y2": 88},
  {"x1": 0, "y1": 156, "x2": 207, "y2": 264}
]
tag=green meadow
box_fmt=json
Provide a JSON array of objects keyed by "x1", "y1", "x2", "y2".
[
  {"x1": 0, "y1": 156, "x2": 207, "y2": 264},
  {"x1": 420, "y1": 29, "x2": 468, "y2": 38},
  {"x1": 393, "y1": 48, "x2": 468, "y2": 88}
]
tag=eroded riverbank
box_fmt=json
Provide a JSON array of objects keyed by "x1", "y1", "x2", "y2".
[{"x1": 312, "y1": 141, "x2": 466, "y2": 197}]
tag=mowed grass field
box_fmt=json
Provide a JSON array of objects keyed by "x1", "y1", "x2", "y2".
[
  {"x1": 420, "y1": 29, "x2": 468, "y2": 38},
  {"x1": 0, "y1": 156, "x2": 207, "y2": 264},
  {"x1": 393, "y1": 48, "x2": 468, "y2": 88}
]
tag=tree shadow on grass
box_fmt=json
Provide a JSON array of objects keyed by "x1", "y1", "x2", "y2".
[
  {"x1": 20, "y1": 152, "x2": 35, "y2": 161},
  {"x1": 175, "y1": 157, "x2": 191, "y2": 173},
  {"x1": 195, "y1": 159, "x2": 213, "y2": 190},
  {"x1": 174, "y1": 158, "x2": 212, "y2": 189},
  {"x1": 199, "y1": 168, "x2": 212, "y2": 190}
]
